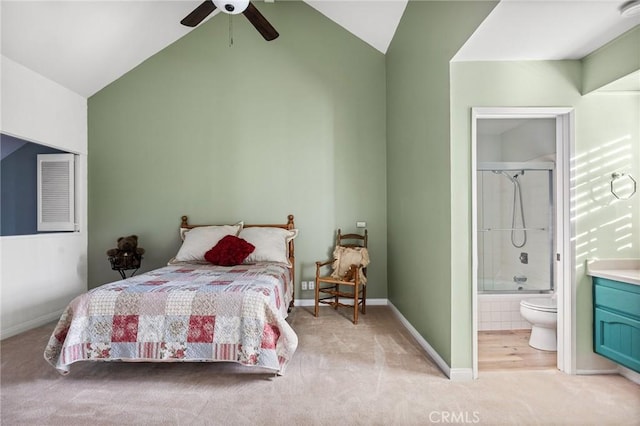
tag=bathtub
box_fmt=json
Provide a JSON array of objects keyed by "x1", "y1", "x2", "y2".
[
  {"x1": 479, "y1": 278, "x2": 552, "y2": 294},
  {"x1": 478, "y1": 290, "x2": 554, "y2": 331}
]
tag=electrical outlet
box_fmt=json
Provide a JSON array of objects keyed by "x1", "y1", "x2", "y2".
[
  {"x1": 356, "y1": 221, "x2": 366, "y2": 228},
  {"x1": 308, "y1": 281, "x2": 315, "y2": 290},
  {"x1": 301, "y1": 281, "x2": 307, "y2": 290}
]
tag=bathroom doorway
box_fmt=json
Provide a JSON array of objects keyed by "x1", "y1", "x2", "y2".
[{"x1": 471, "y1": 107, "x2": 574, "y2": 377}]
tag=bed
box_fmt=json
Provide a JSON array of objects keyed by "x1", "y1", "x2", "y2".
[{"x1": 44, "y1": 215, "x2": 298, "y2": 375}]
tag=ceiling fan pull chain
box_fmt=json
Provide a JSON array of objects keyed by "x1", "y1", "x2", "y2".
[{"x1": 229, "y1": 14, "x2": 233, "y2": 47}]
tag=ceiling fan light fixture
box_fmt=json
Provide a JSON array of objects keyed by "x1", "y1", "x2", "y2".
[
  {"x1": 213, "y1": 0, "x2": 249, "y2": 15},
  {"x1": 620, "y1": 0, "x2": 640, "y2": 17}
]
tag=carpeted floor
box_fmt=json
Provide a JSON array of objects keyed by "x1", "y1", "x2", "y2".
[{"x1": 1, "y1": 306, "x2": 639, "y2": 425}]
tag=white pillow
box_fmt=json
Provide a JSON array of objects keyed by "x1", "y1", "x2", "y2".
[
  {"x1": 179, "y1": 221, "x2": 243, "y2": 241},
  {"x1": 174, "y1": 224, "x2": 242, "y2": 262},
  {"x1": 239, "y1": 227, "x2": 298, "y2": 266}
]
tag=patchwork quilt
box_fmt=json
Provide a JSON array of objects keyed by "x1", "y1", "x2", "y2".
[{"x1": 44, "y1": 263, "x2": 298, "y2": 375}]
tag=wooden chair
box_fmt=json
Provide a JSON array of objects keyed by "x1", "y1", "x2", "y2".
[{"x1": 314, "y1": 229, "x2": 369, "y2": 324}]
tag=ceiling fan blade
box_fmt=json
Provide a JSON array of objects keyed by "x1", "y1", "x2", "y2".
[
  {"x1": 242, "y1": 3, "x2": 279, "y2": 41},
  {"x1": 181, "y1": 0, "x2": 217, "y2": 27}
]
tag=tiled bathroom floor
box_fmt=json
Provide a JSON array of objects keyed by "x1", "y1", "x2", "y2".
[{"x1": 479, "y1": 329, "x2": 557, "y2": 371}]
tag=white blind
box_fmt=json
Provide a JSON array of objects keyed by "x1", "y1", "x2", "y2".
[{"x1": 37, "y1": 153, "x2": 75, "y2": 231}]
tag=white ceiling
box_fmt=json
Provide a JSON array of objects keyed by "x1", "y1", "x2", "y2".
[
  {"x1": 1, "y1": 1, "x2": 210, "y2": 97},
  {"x1": 453, "y1": 0, "x2": 640, "y2": 61},
  {"x1": 304, "y1": 0, "x2": 407, "y2": 53},
  {"x1": 1, "y1": 1, "x2": 639, "y2": 98}
]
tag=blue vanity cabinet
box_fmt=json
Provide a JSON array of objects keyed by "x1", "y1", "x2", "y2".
[{"x1": 593, "y1": 277, "x2": 640, "y2": 373}]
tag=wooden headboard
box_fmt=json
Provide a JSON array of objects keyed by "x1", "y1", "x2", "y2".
[{"x1": 179, "y1": 214, "x2": 296, "y2": 269}]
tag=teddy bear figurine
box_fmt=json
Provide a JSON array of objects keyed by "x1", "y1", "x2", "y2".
[{"x1": 107, "y1": 235, "x2": 145, "y2": 270}]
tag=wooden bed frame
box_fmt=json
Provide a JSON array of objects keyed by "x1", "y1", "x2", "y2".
[{"x1": 180, "y1": 214, "x2": 296, "y2": 311}]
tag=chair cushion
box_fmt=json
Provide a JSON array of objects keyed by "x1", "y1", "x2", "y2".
[{"x1": 331, "y1": 246, "x2": 369, "y2": 284}]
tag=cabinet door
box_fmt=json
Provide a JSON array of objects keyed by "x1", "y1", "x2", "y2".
[
  {"x1": 594, "y1": 308, "x2": 640, "y2": 373},
  {"x1": 594, "y1": 277, "x2": 640, "y2": 319}
]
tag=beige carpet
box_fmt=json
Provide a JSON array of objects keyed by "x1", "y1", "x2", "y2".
[{"x1": 1, "y1": 306, "x2": 639, "y2": 425}]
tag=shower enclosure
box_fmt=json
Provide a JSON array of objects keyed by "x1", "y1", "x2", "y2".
[{"x1": 477, "y1": 162, "x2": 554, "y2": 294}]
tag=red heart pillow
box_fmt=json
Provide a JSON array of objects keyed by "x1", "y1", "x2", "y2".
[{"x1": 204, "y1": 235, "x2": 255, "y2": 266}]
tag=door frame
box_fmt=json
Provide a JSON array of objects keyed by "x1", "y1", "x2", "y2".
[{"x1": 471, "y1": 107, "x2": 575, "y2": 378}]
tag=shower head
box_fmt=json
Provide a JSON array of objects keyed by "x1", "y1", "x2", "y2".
[
  {"x1": 493, "y1": 170, "x2": 516, "y2": 183},
  {"x1": 492, "y1": 170, "x2": 525, "y2": 183}
]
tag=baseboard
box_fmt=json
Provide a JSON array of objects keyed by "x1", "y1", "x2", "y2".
[
  {"x1": 448, "y1": 368, "x2": 474, "y2": 381},
  {"x1": 387, "y1": 302, "x2": 472, "y2": 381},
  {"x1": 0, "y1": 309, "x2": 63, "y2": 340},
  {"x1": 575, "y1": 369, "x2": 619, "y2": 375},
  {"x1": 618, "y1": 366, "x2": 640, "y2": 385},
  {"x1": 294, "y1": 298, "x2": 388, "y2": 307},
  {"x1": 576, "y1": 366, "x2": 640, "y2": 385}
]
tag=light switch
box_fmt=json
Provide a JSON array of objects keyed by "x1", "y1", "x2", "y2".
[{"x1": 356, "y1": 221, "x2": 366, "y2": 228}]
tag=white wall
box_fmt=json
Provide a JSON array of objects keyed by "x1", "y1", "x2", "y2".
[
  {"x1": 477, "y1": 119, "x2": 555, "y2": 162},
  {"x1": 501, "y1": 119, "x2": 555, "y2": 162},
  {"x1": 1, "y1": 56, "x2": 87, "y2": 339}
]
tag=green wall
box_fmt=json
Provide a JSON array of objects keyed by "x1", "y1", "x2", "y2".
[
  {"x1": 88, "y1": 2, "x2": 388, "y2": 297},
  {"x1": 572, "y1": 93, "x2": 640, "y2": 370},
  {"x1": 582, "y1": 26, "x2": 640, "y2": 94},
  {"x1": 451, "y1": 60, "x2": 640, "y2": 371},
  {"x1": 388, "y1": 3, "x2": 638, "y2": 372},
  {"x1": 385, "y1": 1, "x2": 496, "y2": 367}
]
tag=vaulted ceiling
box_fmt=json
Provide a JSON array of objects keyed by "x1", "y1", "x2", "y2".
[{"x1": 2, "y1": 1, "x2": 639, "y2": 97}]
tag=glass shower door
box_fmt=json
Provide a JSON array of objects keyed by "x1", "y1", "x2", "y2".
[{"x1": 477, "y1": 165, "x2": 554, "y2": 293}]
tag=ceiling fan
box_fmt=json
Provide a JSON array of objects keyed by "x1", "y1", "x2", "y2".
[{"x1": 181, "y1": 0, "x2": 279, "y2": 41}]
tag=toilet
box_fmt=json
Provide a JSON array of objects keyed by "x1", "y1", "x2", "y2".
[{"x1": 520, "y1": 298, "x2": 557, "y2": 351}]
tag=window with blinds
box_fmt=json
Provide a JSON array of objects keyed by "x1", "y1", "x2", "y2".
[{"x1": 37, "y1": 153, "x2": 76, "y2": 231}]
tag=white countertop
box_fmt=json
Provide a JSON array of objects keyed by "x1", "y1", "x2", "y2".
[{"x1": 587, "y1": 259, "x2": 640, "y2": 286}]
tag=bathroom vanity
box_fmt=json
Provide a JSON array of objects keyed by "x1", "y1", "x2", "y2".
[{"x1": 588, "y1": 259, "x2": 640, "y2": 373}]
